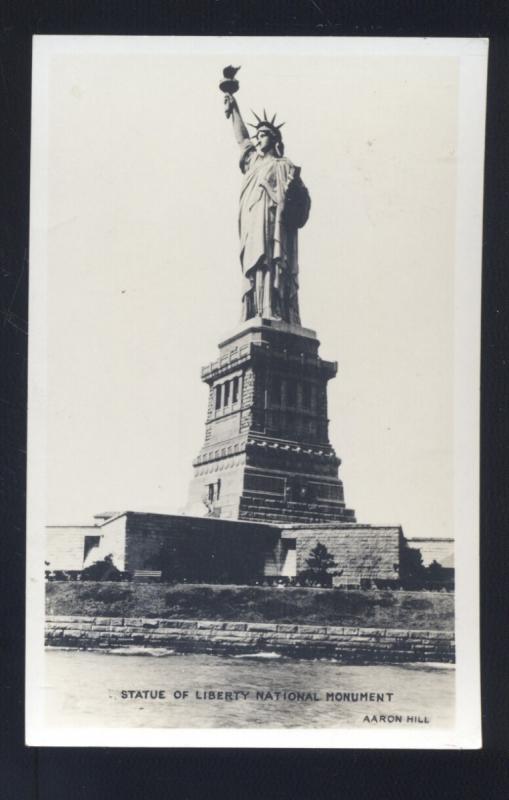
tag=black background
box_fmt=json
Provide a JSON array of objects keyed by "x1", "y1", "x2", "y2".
[{"x1": 1, "y1": 2, "x2": 508, "y2": 798}]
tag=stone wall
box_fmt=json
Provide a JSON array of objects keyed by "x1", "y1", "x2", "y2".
[
  {"x1": 239, "y1": 494, "x2": 355, "y2": 526},
  {"x1": 85, "y1": 514, "x2": 129, "y2": 571},
  {"x1": 47, "y1": 515, "x2": 405, "y2": 585},
  {"x1": 47, "y1": 516, "x2": 131, "y2": 574},
  {"x1": 124, "y1": 512, "x2": 280, "y2": 582},
  {"x1": 282, "y1": 525, "x2": 402, "y2": 586},
  {"x1": 407, "y1": 538, "x2": 454, "y2": 568},
  {"x1": 46, "y1": 526, "x2": 98, "y2": 571},
  {"x1": 45, "y1": 615, "x2": 455, "y2": 663}
]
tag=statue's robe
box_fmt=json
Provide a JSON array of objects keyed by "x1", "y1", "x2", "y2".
[{"x1": 239, "y1": 143, "x2": 310, "y2": 324}]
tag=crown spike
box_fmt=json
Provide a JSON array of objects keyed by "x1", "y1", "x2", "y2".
[
  {"x1": 270, "y1": 113, "x2": 277, "y2": 125},
  {"x1": 251, "y1": 109, "x2": 262, "y2": 123},
  {"x1": 263, "y1": 108, "x2": 268, "y2": 121},
  {"x1": 276, "y1": 122, "x2": 285, "y2": 129}
]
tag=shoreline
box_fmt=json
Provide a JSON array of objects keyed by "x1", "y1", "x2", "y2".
[{"x1": 45, "y1": 615, "x2": 455, "y2": 664}]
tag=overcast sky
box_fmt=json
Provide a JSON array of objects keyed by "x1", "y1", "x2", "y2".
[{"x1": 30, "y1": 38, "x2": 486, "y2": 539}]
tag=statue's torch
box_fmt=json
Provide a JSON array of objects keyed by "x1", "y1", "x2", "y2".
[{"x1": 219, "y1": 65, "x2": 241, "y2": 118}]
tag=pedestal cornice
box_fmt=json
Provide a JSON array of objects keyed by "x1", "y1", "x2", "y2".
[{"x1": 219, "y1": 317, "x2": 318, "y2": 349}]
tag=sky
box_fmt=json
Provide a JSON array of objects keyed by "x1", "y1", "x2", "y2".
[{"x1": 30, "y1": 38, "x2": 486, "y2": 539}]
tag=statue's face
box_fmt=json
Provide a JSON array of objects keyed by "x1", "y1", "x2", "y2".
[{"x1": 254, "y1": 128, "x2": 276, "y2": 155}]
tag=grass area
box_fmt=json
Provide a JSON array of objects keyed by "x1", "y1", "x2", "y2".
[{"x1": 46, "y1": 582, "x2": 454, "y2": 631}]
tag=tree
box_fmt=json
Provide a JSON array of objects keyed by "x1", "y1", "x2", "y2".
[
  {"x1": 300, "y1": 542, "x2": 340, "y2": 587},
  {"x1": 399, "y1": 541, "x2": 426, "y2": 589},
  {"x1": 81, "y1": 553, "x2": 122, "y2": 582}
]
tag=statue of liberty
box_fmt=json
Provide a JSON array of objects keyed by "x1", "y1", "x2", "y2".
[{"x1": 221, "y1": 68, "x2": 311, "y2": 324}]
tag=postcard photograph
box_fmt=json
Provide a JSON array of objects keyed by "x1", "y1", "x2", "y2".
[{"x1": 26, "y1": 36, "x2": 486, "y2": 748}]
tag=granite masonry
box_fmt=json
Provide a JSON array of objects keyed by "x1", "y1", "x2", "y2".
[
  {"x1": 186, "y1": 319, "x2": 356, "y2": 525},
  {"x1": 47, "y1": 511, "x2": 405, "y2": 588},
  {"x1": 45, "y1": 615, "x2": 455, "y2": 664}
]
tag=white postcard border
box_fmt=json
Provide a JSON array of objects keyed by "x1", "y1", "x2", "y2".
[{"x1": 26, "y1": 35, "x2": 487, "y2": 749}]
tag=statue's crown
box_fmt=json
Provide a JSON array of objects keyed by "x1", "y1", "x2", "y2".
[{"x1": 248, "y1": 109, "x2": 285, "y2": 140}]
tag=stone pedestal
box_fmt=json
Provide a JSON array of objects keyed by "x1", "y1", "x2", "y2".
[{"x1": 186, "y1": 318, "x2": 356, "y2": 524}]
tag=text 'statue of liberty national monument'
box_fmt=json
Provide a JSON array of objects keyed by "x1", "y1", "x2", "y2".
[{"x1": 187, "y1": 69, "x2": 356, "y2": 525}]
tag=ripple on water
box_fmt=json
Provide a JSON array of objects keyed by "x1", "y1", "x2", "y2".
[{"x1": 43, "y1": 649, "x2": 455, "y2": 730}]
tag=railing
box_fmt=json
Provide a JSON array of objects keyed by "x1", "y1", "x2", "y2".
[
  {"x1": 201, "y1": 343, "x2": 252, "y2": 379},
  {"x1": 201, "y1": 342, "x2": 337, "y2": 380}
]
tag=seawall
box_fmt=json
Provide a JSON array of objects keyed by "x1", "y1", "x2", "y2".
[{"x1": 45, "y1": 616, "x2": 455, "y2": 663}]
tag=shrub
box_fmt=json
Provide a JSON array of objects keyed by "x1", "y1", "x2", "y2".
[
  {"x1": 81, "y1": 554, "x2": 122, "y2": 582},
  {"x1": 424, "y1": 560, "x2": 454, "y2": 591}
]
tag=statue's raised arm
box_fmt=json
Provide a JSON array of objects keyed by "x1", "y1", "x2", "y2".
[
  {"x1": 220, "y1": 66, "x2": 249, "y2": 147},
  {"x1": 224, "y1": 93, "x2": 250, "y2": 147},
  {"x1": 219, "y1": 66, "x2": 311, "y2": 325}
]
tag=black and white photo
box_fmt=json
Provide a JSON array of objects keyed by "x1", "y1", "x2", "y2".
[{"x1": 26, "y1": 36, "x2": 486, "y2": 748}]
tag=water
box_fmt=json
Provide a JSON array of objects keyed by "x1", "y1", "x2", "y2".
[{"x1": 44, "y1": 649, "x2": 454, "y2": 729}]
